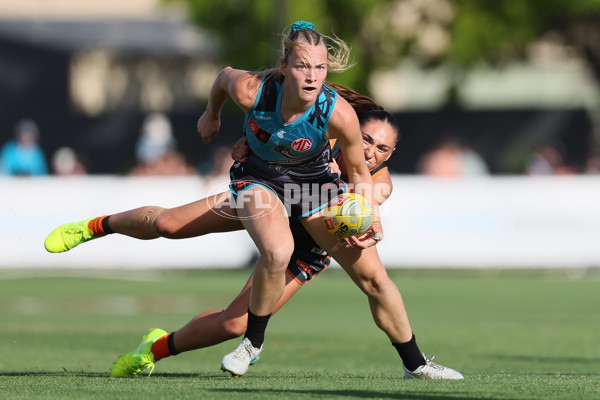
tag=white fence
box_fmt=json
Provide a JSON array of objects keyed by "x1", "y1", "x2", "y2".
[{"x1": 1, "y1": 175, "x2": 599, "y2": 269}]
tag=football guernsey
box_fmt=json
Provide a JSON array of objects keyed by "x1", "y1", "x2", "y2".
[{"x1": 244, "y1": 74, "x2": 337, "y2": 165}]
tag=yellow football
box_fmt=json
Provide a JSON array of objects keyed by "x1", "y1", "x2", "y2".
[{"x1": 322, "y1": 193, "x2": 374, "y2": 239}]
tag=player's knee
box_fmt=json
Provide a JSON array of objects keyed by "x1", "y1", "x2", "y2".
[
  {"x1": 221, "y1": 318, "x2": 247, "y2": 339},
  {"x1": 138, "y1": 206, "x2": 165, "y2": 237},
  {"x1": 261, "y1": 246, "x2": 292, "y2": 273},
  {"x1": 152, "y1": 210, "x2": 178, "y2": 238},
  {"x1": 357, "y1": 271, "x2": 391, "y2": 298}
]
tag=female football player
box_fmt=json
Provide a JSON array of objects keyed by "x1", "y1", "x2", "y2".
[{"x1": 45, "y1": 21, "x2": 462, "y2": 379}]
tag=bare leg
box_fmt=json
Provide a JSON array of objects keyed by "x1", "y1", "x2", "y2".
[
  {"x1": 173, "y1": 272, "x2": 302, "y2": 352},
  {"x1": 106, "y1": 191, "x2": 243, "y2": 239},
  {"x1": 235, "y1": 187, "x2": 294, "y2": 317},
  {"x1": 302, "y1": 214, "x2": 413, "y2": 343}
]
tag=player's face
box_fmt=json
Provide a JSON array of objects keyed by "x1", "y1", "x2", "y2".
[
  {"x1": 361, "y1": 119, "x2": 396, "y2": 172},
  {"x1": 281, "y1": 42, "x2": 328, "y2": 105}
]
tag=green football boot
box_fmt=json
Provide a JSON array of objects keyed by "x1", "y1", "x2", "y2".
[
  {"x1": 110, "y1": 328, "x2": 168, "y2": 377},
  {"x1": 44, "y1": 218, "x2": 97, "y2": 253}
]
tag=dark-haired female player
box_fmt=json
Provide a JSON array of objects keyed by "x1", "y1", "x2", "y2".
[{"x1": 45, "y1": 21, "x2": 462, "y2": 379}]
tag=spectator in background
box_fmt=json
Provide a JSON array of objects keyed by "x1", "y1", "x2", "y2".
[
  {"x1": 584, "y1": 152, "x2": 600, "y2": 174},
  {"x1": 209, "y1": 145, "x2": 233, "y2": 176},
  {"x1": 129, "y1": 113, "x2": 197, "y2": 176},
  {"x1": 51, "y1": 147, "x2": 88, "y2": 176},
  {"x1": 0, "y1": 119, "x2": 48, "y2": 176},
  {"x1": 202, "y1": 144, "x2": 235, "y2": 187},
  {"x1": 526, "y1": 143, "x2": 577, "y2": 175},
  {"x1": 417, "y1": 138, "x2": 489, "y2": 177}
]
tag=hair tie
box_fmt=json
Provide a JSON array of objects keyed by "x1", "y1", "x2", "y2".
[{"x1": 291, "y1": 21, "x2": 315, "y2": 33}]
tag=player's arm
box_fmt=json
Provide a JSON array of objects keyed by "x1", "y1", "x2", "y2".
[
  {"x1": 335, "y1": 155, "x2": 392, "y2": 206},
  {"x1": 371, "y1": 168, "x2": 393, "y2": 206},
  {"x1": 197, "y1": 67, "x2": 262, "y2": 143},
  {"x1": 327, "y1": 98, "x2": 373, "y2": 203},
  {"x1": 327, "y1": 97, "x2": 382, "y2": 246}
]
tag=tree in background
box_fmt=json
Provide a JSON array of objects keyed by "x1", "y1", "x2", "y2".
[
  {"x1": 166, "y1": 0, "x2": 600, "y2": 104},
  {"x1": 163, "y1": 0, "x2": 393, "y2": 94}
]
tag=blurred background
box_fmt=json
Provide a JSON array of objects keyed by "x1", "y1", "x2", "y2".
[{"x1": 2, "y1": 0, "x2": 600, "y2": 269}]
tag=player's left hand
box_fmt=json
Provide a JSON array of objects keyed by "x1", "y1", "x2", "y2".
[
  {"x1": 328, "y1": 158, "x2": 341, "y2": 175},
  {"x1": 231, "y1": 137, "x2": 250, "y2": 162}
]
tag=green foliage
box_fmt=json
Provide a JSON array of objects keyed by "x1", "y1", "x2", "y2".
[
  {"x1": 448, "y1": 0, "x2": 600, "y2": 67},
  {"x1": 162, "y1": 0, "x2": 388, "y2": 94},
  {"x1": 163, "y1": 0, "x2": 600, "y2": 97}
]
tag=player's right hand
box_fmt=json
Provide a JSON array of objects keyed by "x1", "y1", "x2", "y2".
[{"x1": 344, "y1": 220, "x2": 383, "y2": 249}]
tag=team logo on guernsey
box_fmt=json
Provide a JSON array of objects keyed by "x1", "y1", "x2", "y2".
[
  {"x1": 291, "y1": 137, "x2": 313, "y2": 152},
  {"x1": 248, "y1": 118, "x2": 271, "y2": 143}
]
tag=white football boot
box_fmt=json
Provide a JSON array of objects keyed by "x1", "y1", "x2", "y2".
[
  {"x1": 221, "y1": 338, "x2": 262, "y2": 377},
  {"x1": 404, "y1": 354, "x2": 464, "y2": 379}
]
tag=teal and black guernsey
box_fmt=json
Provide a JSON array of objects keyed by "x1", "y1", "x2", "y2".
[
  {"x1": 244, "y1": 74, "x2": 337, "y2": 165},
  {"x1": 230, "y1": 73, "x2": 345, "y2": 218}
]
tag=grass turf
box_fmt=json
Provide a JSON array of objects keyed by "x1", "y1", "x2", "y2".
[{"x1": 0, "y1": 268, "x2": 598, "y2": 399}]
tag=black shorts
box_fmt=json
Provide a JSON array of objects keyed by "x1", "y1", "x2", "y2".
[
  {"x1": 230, "y1": 152, "x2": 347, "y2": 219},
  {"x1": 286, "y1": 217, "x2": 330, "y2": 284}
]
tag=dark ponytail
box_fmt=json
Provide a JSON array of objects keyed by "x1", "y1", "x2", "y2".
[{"x1": 325, "y1": 81, "x2": 382, "y2": 118}]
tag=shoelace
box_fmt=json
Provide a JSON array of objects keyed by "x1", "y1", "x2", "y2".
[
  {"x1": 231, "y1": 343, "x2": 253, "y2": 361},
  {"x1": 423, "y1": 354, "x2": 445, "y2": 371},
  {"x1": 127, "y1": 355, "x2": 154, "y2": 374}
]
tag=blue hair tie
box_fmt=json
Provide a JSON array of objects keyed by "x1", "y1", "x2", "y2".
[{"x1": 291, "y1": 21, "x2": 315, "y2": 33}]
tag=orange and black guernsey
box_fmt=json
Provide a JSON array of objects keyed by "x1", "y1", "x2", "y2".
[{"x1": 329, "y1": 139, "x2": 389, "y2": 181}]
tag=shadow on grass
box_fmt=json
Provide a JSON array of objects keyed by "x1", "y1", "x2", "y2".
[
  {"x1": 208, "y1": 388, "x2": 467, "y2": 399},
  {"x1": 0, "y1": 371, "x2": 224, "y2": 379},
  {"x1": 0, "y1": 371, "x2": 469, "y2": 400},
  {"x1": 483, "y1": 354, "x2": 600, "y2": 364},
  {"x1": 0, "y1": 371, "x2": 110, "y2": 378}
]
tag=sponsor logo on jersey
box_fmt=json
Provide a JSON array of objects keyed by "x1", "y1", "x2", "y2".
[
  {"x1": 291, "y1": 137, "x2": 313, "y2": 152},
  {"x1": 248, "y1": 118, "x2": 271, "y2": 143}
]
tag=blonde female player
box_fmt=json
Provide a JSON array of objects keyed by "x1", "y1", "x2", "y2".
[
  {"x1": 46, "y1": 106, "x2": 462, "y2": 379},
  {"x1": 45, "y1": 21, "x2": 462, "y2": 379}
]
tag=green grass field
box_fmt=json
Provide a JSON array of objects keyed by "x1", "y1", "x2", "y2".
[{"x1": 0, "y1": 268, "x2": 599, "y2": 399}]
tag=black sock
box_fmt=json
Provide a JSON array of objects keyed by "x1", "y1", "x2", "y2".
[
  {"x1": 167, "y1": 332, "x2": 180, "y2": 356},
  {"x1": 102, "y1": 215, "x2": 114, "y2": 234},
  {"x1": 244, "y1": 309, "x2": 271, "y2": 348},
  {"x1": 392, "y1": 334, "x2": 426, "y2": 371}
]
